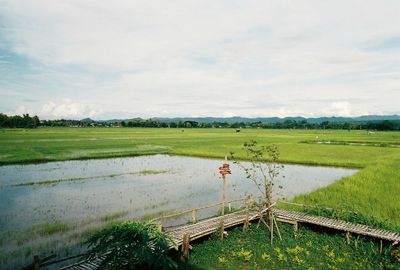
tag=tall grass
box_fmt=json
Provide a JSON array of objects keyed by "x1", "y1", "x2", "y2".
[{"x1": 291, "y1": 155, "x2": 400, "y2": 231}]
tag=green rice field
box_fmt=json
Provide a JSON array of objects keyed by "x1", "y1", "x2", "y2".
[
  {"x1": 1, "y1": 127, "x2": 399, "y2": 228},
  {"x1": 0, "y1": 127, "x2": 399, "y2": 269}
]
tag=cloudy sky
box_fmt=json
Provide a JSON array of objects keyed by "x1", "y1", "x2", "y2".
[{"x1": 0, "y1": 0, "x2": 399, "y2": 119}]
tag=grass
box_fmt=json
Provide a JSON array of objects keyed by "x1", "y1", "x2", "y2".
[
  {"x1": 36, "y1": 220, "x2": 71, "y2": 235},
  {"x1": 1, "y1": 128, "x2": 399, "y2": 229},
  {"x1": 0, "y1": 128, "x2": 398, "y2": 167},
  {"x1": 286, "y1": 154, "x2": 400, "y2": 231},
  {"x1": 137, "y1": 169, "x2": 171, "y2": 175},
  {"x1": 184, "y1": 223, "x2": 399, "y2": 270},
  {"x1": 100, "y1": 211, "x2": 129, "y2": 222},
  {"x1": 1, "y1": 127, "x2": 400, "y2": 268},
  {"x1": 11, "y1": 169, "x2": 171, "y2": 186}
]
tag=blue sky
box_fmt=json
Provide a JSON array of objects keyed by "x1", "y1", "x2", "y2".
[{"x1": 0, "y1": 0, "x2": 399, "y2": 119}]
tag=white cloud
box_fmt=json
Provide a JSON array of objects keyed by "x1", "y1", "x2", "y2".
[
  {"x1": 0, "y1": 0, "x2": 399, "y2": 118},
  {"x1": 39, "y1": 99, "x2": 102, "y2": 119},
  {"x1": 7, "y1": 105, "x2": 34, "y2": 116},
  {"x1": 324, "y1": 102, "x2": 353, "y2": 117}
]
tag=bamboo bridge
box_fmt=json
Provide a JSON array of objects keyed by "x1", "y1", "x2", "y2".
[{"x1": 58, "y1": 203, "x2": 400, "y2": 270}]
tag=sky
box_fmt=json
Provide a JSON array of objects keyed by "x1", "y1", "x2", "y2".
[{"x1": 0, "y1": 0, "x2": 399, "y2": 120}]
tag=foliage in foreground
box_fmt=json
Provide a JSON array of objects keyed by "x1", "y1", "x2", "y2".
[
  {"x1": 188, "y1": 224, "x2": 400, "y2": 270},
  {"x1": 86, "y1": 221, "x2": 177, "y2": 270}
]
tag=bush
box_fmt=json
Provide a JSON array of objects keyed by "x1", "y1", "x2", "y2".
[{"x1": 86, "y1": 221, "x2": 177, "y2": 270}]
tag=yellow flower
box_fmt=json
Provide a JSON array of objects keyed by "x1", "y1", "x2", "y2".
[
  {"x1": 293, "y1": 255, "x2": 305, "y2": 265},
  {"x1": 261, "y1": 253, "x2": 271, "y2": 261},
  {"x1": 336, "y1": 257, "x2": 345, "y2": 263},
  {"x1": 277, "y1": 253, "x2": 287, "y2": 262},
  {"x1": 326, "y1": 250, "x2": 335, "y2": 259},
  {"x1": 218, "y1": 256, "x2": 228, "y2": 264}
]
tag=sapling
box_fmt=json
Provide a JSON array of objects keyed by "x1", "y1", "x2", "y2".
[{"x1": 231, "y1": 140, "x2": 284, "y2": 243}]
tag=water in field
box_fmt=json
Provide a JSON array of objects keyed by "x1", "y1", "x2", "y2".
[{"x1": 0, "y1": 154, "x2": 358, "y2": 269}]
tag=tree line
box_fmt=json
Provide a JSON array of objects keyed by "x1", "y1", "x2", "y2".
[
  {"x1": 1, "y1": 113, "x2": 399, "y2": 131},
  {"x1": 121, "y1": 119, "x2": 400, "y2": 131},
  {"x1": 0, "y1": 113, "x2": 40, "y2": 128}
]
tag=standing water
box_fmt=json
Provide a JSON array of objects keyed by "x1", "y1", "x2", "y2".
[{"x1": 0, "y1": 154, "x2": 358, "y2": 269}]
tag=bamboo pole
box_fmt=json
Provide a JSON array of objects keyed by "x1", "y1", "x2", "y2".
[
  {"x1": 220, "y1": 155, "x2": 228, "y2": 240},
  {"x1": 221, "y1": 156, "x2": 227, "y2": 216},
  {"x1": 191, "y1": 209, "x2": 196, "y2": 224},
  {"x1": 346, "y1": 231, "x2": 351, "y2": 244},
  {"x1": 220, "y1": 219, "x2": 225, "y2": 240},
  {"x1": 181, "y1": 233, "x2": 190, "y2": 259}
]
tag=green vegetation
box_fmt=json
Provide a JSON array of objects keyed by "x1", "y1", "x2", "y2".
[
  {"x1": 0, "y1": 113, "x2": 40, "y2": 128},
  {"x1": 186, "y1": 224, "x2": 399, "y2": 270},
  {"x1": 137, "y1": 169, "x2": 171, "y2": 175},
  {"x1": 3, "y1": 112, "x2": 399, "y2": 130},
  {"x1": 86, "y1": 221, "x2": 178, "y2": 270},
  {"x1": 288, "y1": 154, "x2": 400, "y2": 231},
  {"x1": 12, "y1": 169, "x2": 171, "y2": 186},
  {"x1": 36, "y1": 220, "x2": 71, "y2": 235},
  {"x1": 1, "y1": 128, "x2": 399, "y2": 268},
  {"x1": 1, "y1": 128, "x2": 399, "y2": 229},
  {"x1": 100, "y1": 211, "x2": 129, "y2": 222}
]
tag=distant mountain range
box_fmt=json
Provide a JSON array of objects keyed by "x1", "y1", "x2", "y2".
[{"x1": 84, "y1": 115, "x2": 400, "y2": 124}]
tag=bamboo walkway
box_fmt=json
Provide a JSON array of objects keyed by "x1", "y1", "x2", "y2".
[
  {"x1": 275, "y1": 209, "x2": 400, "y2": 242},
  {"x1": 60, "y1": 209, "x2": 400, "y2": 270}
]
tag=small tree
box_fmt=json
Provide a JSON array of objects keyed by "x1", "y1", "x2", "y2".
[
  {"x1": 231, "y1": 140, "x2": 284, "y2": 243},
  {"x1": 86, "y1": 221, "x2": 177, "y2": 270}
]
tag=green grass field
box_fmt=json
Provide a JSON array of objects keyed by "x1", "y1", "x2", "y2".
[
  {"x1": 1, "y1": 127, "x2": 399, "y2": 230},
  {"x1": 1, "y1": 127, "x2": 400, "y2": 269}
]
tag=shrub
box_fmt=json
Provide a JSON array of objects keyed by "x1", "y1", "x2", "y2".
[{"x1": 86, "y1": 221, "x2": 177, "y2": 270}]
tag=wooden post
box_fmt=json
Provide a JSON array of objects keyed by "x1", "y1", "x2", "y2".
[
  {"x1": 243, "y1": 212, "x2": 249, "y2": 232},
  {"x1": 345, "y1": 231, "x2": 350, "y2": 244},
  {"x1": 191, "y1": 209, "x2": 196, "y2": 224},
  {"x1": 219, "y1": 156, "x2": 228, "y2": 240},
  {"x1": 269, "y1": 210, "x2": 274, "y2": 245},
  {"x1": 220, "y1": 219, "x2": 225, "y2": 240},
  {"x1": 157, "y1": 222, "x2": 163, "y2": 232},
  {"x1": 228, "y1": 203, "x2": 232, "y2": 212},
  {"x1": 221, "y1": 170, "x2": 226, "y2": 216},
  {"x1": 293, "y1": 221, "x2": 298, "y2": 232},
  {"x1": 380, "y1": 240, "x2": 383, "y2": 254},
  {"x1": 181, "y1": 233, "x2": 190, "y2": 259},
  {"x1": 243, "y1": 197, "x2": 249, "y2": 232},
  {"x1": 33, "y1": 255, "x2": 40, "y2": 270}
]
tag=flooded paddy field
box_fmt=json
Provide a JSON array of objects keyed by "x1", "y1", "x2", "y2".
[{"x1": 0, "y1": 154, "x2": 358, "y2": 269}]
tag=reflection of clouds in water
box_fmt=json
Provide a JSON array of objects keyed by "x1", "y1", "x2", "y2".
[{"x1": 0, "y1": 155, "x2": 358, "y2": 232}]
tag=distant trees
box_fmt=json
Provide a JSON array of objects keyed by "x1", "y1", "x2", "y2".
[
  {"x1": 0, "y1": 113, "x2": 40, "y2": 128},
  {"x1": 1, "y1": 113, "x2": 399, "y2": 131},
  {"x1": 257, "y1": 120, "x2": 400, "y2": 131}
]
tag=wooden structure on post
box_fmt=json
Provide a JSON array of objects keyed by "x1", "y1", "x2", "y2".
[{"x1": 218, "y1": 156, "x2": 231, "y2": 240}]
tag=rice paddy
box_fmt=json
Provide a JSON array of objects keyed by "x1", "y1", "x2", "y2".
[{"x1": 0, "y1": 127, "x2": 399, "y2": 269}]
